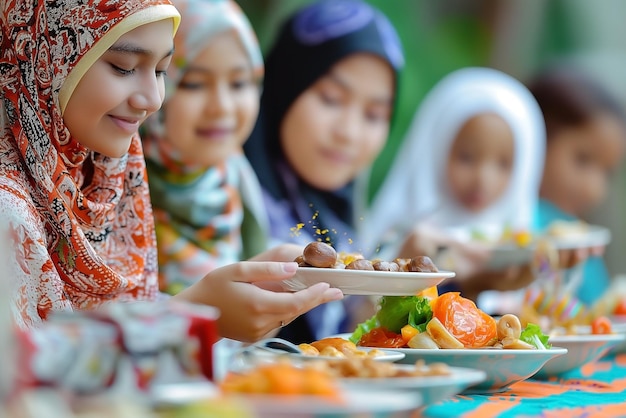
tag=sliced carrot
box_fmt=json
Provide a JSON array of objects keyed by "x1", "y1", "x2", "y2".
[
  {"x1": 591, "y1": 316, "x2": 612, "y2": 335},
  {"x1": 401, "y1": 324, "x2": 419, "y2": 343},
  {"x1": 417, "y1": 286, "x2": 439, "y2": 300}
]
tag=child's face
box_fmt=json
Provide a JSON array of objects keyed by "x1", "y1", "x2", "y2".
[
  {"x1": 280, "y1": 53, "x2": 393, "y2": 191},
  {"x1": 163, "y1": 31, "x2": 260, "y2": 167},
  {"x1": 540, "y1": 113, "x2": 625, "y2": 217},
  {"x1": 63, "y1": 19, "x2": 175, "y2": 158},
  {"x1": 446, "y1": 113, "x2": 515, "y2": 212}
]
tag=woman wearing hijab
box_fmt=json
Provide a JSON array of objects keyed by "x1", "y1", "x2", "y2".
[
  {"x1": 363, "y1": 67, "x2": 546, "y2": 307},
  {"x1": 244, "y1": 0, "x2": 404, "y2": 343},
  {"x1": 0, "y1": 0, "x2": 342, "y2": 341},
  {"x1": 142, "y1": 0, "x2": 270, "y2": 295}
]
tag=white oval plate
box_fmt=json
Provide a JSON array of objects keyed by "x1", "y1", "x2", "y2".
[
  {"x1": 242, "y1": 346, "x2": 406, "y2": 363},
  {"x1": 151, "y1": 382, "x2": 423, "y2": 417},
  {"x1": 487, "y1": 244, "x2": 534, "y2": 270},
  {"x1": 533, "y1": 333, "x2": 625, "y2": 378},
  {"x1": 390, "y1": 347, "x2": 567, "y2": 393},
  {"x1": 237, "y1": 390, "x2": 423, "y2": 417},
  {"x1": 339, "y1": 365, "x2": 485, "y2": 405},
  {"x1": 547, "y1": 224, "x2": 611, "y2": 250},
  {"x1": 331, "y1": 333, "x2": 566, "y2": 393},
  {"x1": 281, "y1": 267, "x2": 455, "y2": 296}
]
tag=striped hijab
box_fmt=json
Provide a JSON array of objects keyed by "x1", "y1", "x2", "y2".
[{"x1": 142, "y1": 0, "x2": 266, "y2": 294}]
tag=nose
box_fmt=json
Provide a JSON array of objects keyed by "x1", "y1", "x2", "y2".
[
  {"x1": 129, "y1": 73, "x2": 164, "y2": 115},
  {"x1": 205, "y1": 82, "x2": 234, "y2": 116},
  {"x1": 334, "y1": 105, "x2": 361, "y2": 144},
  {"x1": 580, "y1": 170, "x2": 606, "y2": 210}
]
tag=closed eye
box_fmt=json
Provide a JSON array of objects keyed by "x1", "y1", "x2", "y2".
[{"x1": 111, "y1": 64, "x2": 134, "y2": 76}]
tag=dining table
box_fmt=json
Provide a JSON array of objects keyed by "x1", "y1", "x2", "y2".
[{"x1": 418, "y1": 350, "x2": 626, "y2": 417}]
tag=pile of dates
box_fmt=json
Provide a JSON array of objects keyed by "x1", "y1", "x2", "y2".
[{"x1": 295, "y1": 241, "x2": 438, "y2": 273}]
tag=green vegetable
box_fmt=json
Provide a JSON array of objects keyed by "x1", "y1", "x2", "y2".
[
  {"x1": 349, "y1": 315, "x2": 379, "y2": 344},
  {"x1": 349, "y1": 296, "x2": 433, "y2": 343},
  {"x1": 377, "y1": 296, "x2": 432, "y2": 333},
  {"x1": 519, "y1": 323, "x2": 552, "y2": 349}
]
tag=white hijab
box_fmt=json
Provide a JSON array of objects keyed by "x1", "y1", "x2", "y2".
[{"x1": 361, "y1": 67, "x2": 546, "y2": 256}]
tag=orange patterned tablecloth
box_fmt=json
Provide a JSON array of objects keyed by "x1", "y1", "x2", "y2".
[{"x1": 419, "y1": 352, "x2": 626, "y2": 418}]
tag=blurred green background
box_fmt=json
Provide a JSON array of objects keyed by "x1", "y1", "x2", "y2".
[{"x1": 237, "y1": 0, "x2": 626, "y2": 279}]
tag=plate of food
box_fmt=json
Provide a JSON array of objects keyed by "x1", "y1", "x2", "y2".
[
  {"x1": 441, "y1": 225, "x2": 535, "y2": 271},
  {"x1": 281, "y1": 241, "x2": 455, "y2": 296},
  {"x1": 331, "y1": 332, "x2": 565, "y2": 393},
  {"x1": 533, "y1": 331, "x2": 625, "y2": 378},
  {"x1": 211, "y1": 358, "x2": 424, "y2": 417},
  {"x1": 151, "y1": 381, "x2": 424, "y2": 418},
  {"x1": 486, "y1": 244, "x2": 534, "y2": 270},
  {"x1": 545, "y1": 221, "x2": 611, "y2": 249},
  {"x1": 281, "y1": 267, "x2": 455, "y2": 296},
  {"x1": 338, "y1": 291, "x2": 568, "y2": 393},
  {"x1": 236, "y1": 337, "x2": 406, "y2": 364},
  {"x1": 338, "y1": 363, "x2": 486, "y2": 405}
]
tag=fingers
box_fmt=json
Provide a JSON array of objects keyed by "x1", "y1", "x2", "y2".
[
  {"x1": 249, "y1": 243, "x2": 303, "y2": 262},
  {"x1": 591, "y1": 245, "x2": 605, "y2": 257},
  {"x1": 217, "y1": 261, "x2": 299, "y2": 284},
  {"x1": 238, "y1": 283, "x2": 343, "y2": 342},
  {"x1": 558, "y1": 248, "x2": 589, "y2": 269}
]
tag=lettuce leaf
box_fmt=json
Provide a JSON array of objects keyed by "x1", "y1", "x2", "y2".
[
  {"x1": 377, "y1": 296, "x2": 432, "y2": 333},
  {"x1": 519, "y1": 323, "x2": 552, "y2": 349},
  {"x1": 349, "y1": 315, "x2": 379, "y2": 344}
]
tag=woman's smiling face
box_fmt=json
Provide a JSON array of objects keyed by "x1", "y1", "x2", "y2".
[
  {"x1": 63, "y1": 19, "x2": 175, "y2": 158},
  {"x1": 162, "y1": 31, "x2": 260, "y2": 167},
  {"x1": 279, "y1": 53, "x2": 394, "y2": 191}
]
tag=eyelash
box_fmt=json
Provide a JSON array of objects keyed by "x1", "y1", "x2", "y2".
[
  {"x1": 111, "y1": 64, "x2": 167, "y2": 78},
  {"x1": 112, "y1": 64, "x2": 134, "y2": 75}
]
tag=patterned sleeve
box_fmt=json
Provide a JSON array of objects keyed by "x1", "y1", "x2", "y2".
[{"x1": 0, "y1": 177, "x2": 73, "y2": 329}]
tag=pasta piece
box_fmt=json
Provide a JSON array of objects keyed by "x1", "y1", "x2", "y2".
[
  {"x1": 497, "y1": 314, "x2": 522, "y2": 340},
  {"x1": 407, "y1": 332, "x2": 440, "y2": 349},
  {"x1": 426, "y1": 317, "x2": 464, "y2": 349}
]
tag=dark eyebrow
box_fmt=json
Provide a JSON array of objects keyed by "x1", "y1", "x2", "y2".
[
  {"x1": 326, "y1": 72, "x2": 392, "y2": 105},
  {"x1": 109, "y1": 43, "x2": 174, "y2": 59},
  {"x1": 185, "y1": 64, "x2": 252, "y2": 75}
]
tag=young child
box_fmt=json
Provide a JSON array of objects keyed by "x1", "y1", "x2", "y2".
[
  {"x1": 244, "y1": 0, "x2": 404, "y2": 343},
  {"x1": 0, "y1": 0, "x2": 342, "y2": 342},
  {"x1": 363, "y1": 67, "x2": 547, "y2": 306},
  {"x1": 528, "y1": 65, "x2": 626, "y2": 305},
  {"x1": 141, "y1": 0, "x2": 269, "y2": 295}
]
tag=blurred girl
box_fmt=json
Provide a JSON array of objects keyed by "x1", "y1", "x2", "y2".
[
  {"x1": 0, "y1": 0, "x2": 342, "y2": 341},
  {"x1": 244, "y1": 0, "x2": 404, "y2": 342},
  {"x1": 364, "y1": 67, "x2": 546, "y2": 306},
  {"x1": 142, "y1": 0, "x2": 269, "y2": 295},
  {"x1": 528, "y1": 65, "x2": 626, "y2": 305}
]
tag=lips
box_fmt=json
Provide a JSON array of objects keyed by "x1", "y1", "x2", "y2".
[
  {"x1": 195, "y1": 127, "x2": 234, "y2": 140},
  {"x1": 109, "y1": 115, "x2": 141, "y2": 134},
  {"x1": 321, "y1": 151, "x2": 354, "y2": 165}
]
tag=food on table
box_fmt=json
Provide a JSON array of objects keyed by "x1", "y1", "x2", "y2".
[
  {"x1": 299, "y1": 337, "x2": 385, "y2": 358},
  {"x1": 590, "y1": 316, "x2": 613, "y2": 335},
  {"x1": 315, "y1": 357, "x2": 451, "y2": 378},
  {"x1": 546, "y1": 220, "x2": 589, "y2": 237},
  {"x1": 296, "y1": 241, "x2": 438, "y2": 272},
  {"x1": 614, "y1": 299, "x2": 626, "y2": 316},
  {"x1": 220, "y1": 360, "x2": 341, "y2": 400},
  {"x1": 350, "y1": 288, "x2": 551, "y2": 350},
  {"x1": 467, "y1": 225, "x2": 533, "y2": 248}
]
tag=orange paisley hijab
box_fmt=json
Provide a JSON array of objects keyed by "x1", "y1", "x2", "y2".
[{"x1": 0, "y1": 0, "x2": 180, "y2": 328}]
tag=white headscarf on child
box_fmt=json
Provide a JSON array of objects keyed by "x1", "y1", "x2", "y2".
[{"x1": 361, "y1": 67, "x2": 546, "y2": 255}]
